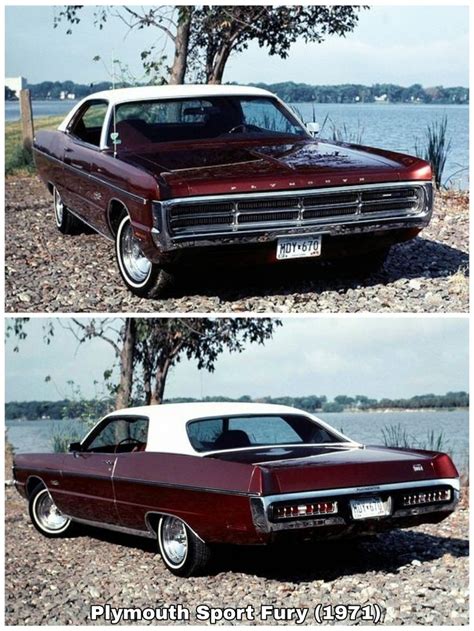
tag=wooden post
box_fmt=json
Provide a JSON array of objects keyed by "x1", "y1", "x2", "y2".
[{"x1": 19, "y1": 89, "x2": 34, "y2": 152}]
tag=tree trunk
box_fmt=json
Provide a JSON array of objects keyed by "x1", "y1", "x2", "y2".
[
  {"x1": 115, "y1": 319, "x2": 136, "y2": 408},
  {"x1": 168, "y1": 8, "x2": 192, "y2": 84},
  {"x1": 207, "y1": 42, "x2": 233, "y2": 84},
  {"x1": 151, "y1": 357, "x2": 172, "y2": 404},
  {"x1": 143, "y1": 364, "x2": 152, "y2": 405}
]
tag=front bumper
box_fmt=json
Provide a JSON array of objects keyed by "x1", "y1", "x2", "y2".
[
  {"x1": 250, "y1": 477, "x2": 459, "y2": 536},
  {"x1": 147, "y1": 181, "x2": 433, "y2": 262}
]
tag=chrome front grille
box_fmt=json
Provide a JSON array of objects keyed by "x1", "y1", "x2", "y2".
[{"x1": 165, "y1": 183, "x2": 428, "y2": 239}]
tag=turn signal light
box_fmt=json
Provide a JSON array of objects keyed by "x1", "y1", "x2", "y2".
[
  {"x1": 273, "y1": 501, "x2": 338, "y2": 520},
  {"x1": 402, "y1": 489, "x2": 451, "y2": 506}
]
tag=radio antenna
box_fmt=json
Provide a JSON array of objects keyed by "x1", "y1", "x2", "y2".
[{"x1": 112, "y1": 51, "x2": 117, "y2": 158}]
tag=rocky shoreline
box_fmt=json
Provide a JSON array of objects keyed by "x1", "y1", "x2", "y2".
[
  {"x1": 5, "y1": 439, "x2": 469, "y2": 626},
  {"x1": 5, "y1": 175, "x2": 468, "y2": 313}
]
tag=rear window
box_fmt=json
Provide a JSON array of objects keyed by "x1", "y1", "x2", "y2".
[{"x1": 187, "y1": 414, "x2": 341, "y2": 452}]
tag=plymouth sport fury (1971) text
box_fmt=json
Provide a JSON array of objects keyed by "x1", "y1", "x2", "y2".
[
  {"x1": 13, "y1": 402, "x2": 458, "y2": 576},
  {"x1": 33, "y1": 85, "x2": 434, "y2": 297}
]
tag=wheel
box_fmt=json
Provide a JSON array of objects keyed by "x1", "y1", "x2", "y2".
[
  {"x1": 115, "y1": 212, "x2": 174, "y2": 298},
  {"x1": 157, "y1": 515, "x2": 211, "y2": 577},
  {"x1": 53, "y1": 186, "x2": 82, "y2": 234},
  {"x1": 28, "y1": 486, "x2": 74, "y2": 538}
]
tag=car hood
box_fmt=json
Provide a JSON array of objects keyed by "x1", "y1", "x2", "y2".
[
  {"x1": 208, "y1": 444, "x2": 457, "y2": 494},
  {"x1": 119, "y1": 138, "x2": 431, "y2": 198}
]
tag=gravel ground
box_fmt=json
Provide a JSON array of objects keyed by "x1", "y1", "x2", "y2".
[
  {"x1": 5, "y1": 175, "x2": 469, "y2": 313},
  {"x1": 5, "y1": 477, "x2": 468, "y2": 625}
]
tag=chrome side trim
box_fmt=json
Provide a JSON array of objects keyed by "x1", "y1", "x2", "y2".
[
  {"x1": 64, "y1": 205, "x2": 114, "y2": 241},
  {"x1": 66, "y1": 515, "x2": 155, "y2": 539}
]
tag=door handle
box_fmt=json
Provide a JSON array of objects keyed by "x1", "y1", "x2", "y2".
[
  {"x1": 104, "y1": 459, "x2": 114, "y2": 466},
  {"x1": 67, "y1": 160, "x2": 84, "y2": 170}
]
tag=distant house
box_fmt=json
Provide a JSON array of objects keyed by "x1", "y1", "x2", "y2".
[
  {"x1": 374, "y1": 94, "x2": 388, "y2": 102},
  {"x1": 5, "y1": 75, "x2": 27, "y2": 97},
  {"x1": 60, "y1": 90, "x2": 76, "y2": 100}
]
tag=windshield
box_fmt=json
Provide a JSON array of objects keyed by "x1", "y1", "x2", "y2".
[
  {"x1": 110, "y1": 96, "x2": 308, "y2": 149},
  {"x1": 187, "y1": 414, "x2": 344, "y2": 452}
]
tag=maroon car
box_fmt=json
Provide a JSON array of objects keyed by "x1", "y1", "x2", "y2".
[
  {"x1": 33, "y1": 85, "x2": 434, "y2": 298},
  {"x1": 13, "y1": 403, "x2": 459, "y2": 577}
]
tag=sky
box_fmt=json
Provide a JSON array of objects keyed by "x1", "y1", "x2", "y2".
[
  {"x1": 5, "y1": 6, "x2": 469, "y2": 87},
  {"x1": 5, "y1": 317, "x2": 469, "y2": 403}
]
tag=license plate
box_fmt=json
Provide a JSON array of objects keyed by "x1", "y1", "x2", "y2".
[
  {"x1": 276, "y1": 235, "x2": 322, "y2": 260},
  {"x1": 350, "y1": 497, "x2": 389, "y2": 520}
]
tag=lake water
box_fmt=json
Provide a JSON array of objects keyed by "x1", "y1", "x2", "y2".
[
  {"x1": 6, "y1": 410, "x2": 468, "y2": 471},
  {"x1": 5, "y1": 100, "x2": 468, "y2": 190},
  {"x1": 5, "y1": 99, "x2": 80, "y2": 121}
]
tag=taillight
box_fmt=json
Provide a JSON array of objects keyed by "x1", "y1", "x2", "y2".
[
  {"x1": 402, "y1": 489, "x2": 451, "y2": 507},
  {"x1": 273, "y1": 501, "x2": 338, "y2": 520}
]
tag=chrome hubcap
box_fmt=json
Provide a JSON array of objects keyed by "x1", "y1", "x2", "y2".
[
  {"x1": 36, "y1": 491, "x2": 69, "y2": 531},
  {"x1": 120, "y1": 221, "x2": 151, "y2": 283},
  {"x1": 54, "y1": 189, "x2": 64, "y2": 225},
  {"x1": 162, "y1": 517, "x2": 188, "y2": 566}
]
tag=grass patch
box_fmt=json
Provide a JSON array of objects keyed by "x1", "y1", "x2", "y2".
[{"x1": 5, "y1": 115, "x2": 63, "y2": 176}]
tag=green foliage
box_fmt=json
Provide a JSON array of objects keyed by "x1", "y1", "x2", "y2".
[
  {"x1": 415, "y1": 115, "x2": 452, "y2": 189},
  {"x1": 51, "y1": 423, "x2": 83, "y2": 453},
  {"x1": 5, "y1": 145, "x2": 35, "y2": 175},
  {"x1": 322, "y1": 118, "x2": 365, "y2": 144},
  {"x1": 322, "y1": 401, "x2": 344, "y2": 413},
  {"x1": 5, "y1": 391, "x2": 469, "y2": 421},
  {"x1": 251, "y1": 81, "x2": 469, "y2": 104},
  {"x1": 5, "y1": 86, "x2": 16, "y2": 100},
  {"x1": 381, "y1": 423, "x2": 451, "y2": 455},
  {"x1": 381, "y1": 423, "x2": 411, "y2": 448},
  {"x1": 5, "y1": 116, "x2": 64, "y2": 177},
  {"x1": 51, "y1": 6, "x2": 367, "y2": 85}
]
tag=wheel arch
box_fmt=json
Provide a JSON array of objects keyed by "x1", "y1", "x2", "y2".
[
  {"x1": 26, "y1": 475, "x2": 47, "y2": 499},
  {"x1": 108, "y1": 198, "x2": 129, "y2": 237},
  {"x1": 145, "y1": 511, "x2": 206, "y2": 543}
]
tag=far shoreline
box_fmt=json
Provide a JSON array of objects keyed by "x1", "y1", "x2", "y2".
[{"x1": 5, "y1": 406, "x2": 469, "y2": 423}]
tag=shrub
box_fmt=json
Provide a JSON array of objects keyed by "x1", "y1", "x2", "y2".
[{"x1": 5, "y1": 144, "x2": 35, "y2": 175}]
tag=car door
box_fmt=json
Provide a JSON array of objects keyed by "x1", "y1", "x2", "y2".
[
  {"x1": 61, "y1": 99, "x2": 109, "y2": 229},
  {"x1": 57, "y1": 415, "x2": 131, "y2": 525},
  {"x1": 111, "y1": 416, "x2": 152, "y2": 531}
]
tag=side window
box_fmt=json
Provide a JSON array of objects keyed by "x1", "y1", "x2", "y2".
[
  {"x1": 84, "y1": 417, "x2": 149, "y2": 453},
  {"x1": 187, "y1": 419, "x2": 223, "y2": 450},
  {"x1": 69, "y1": 101, "x2": 108, "y2": 147}
]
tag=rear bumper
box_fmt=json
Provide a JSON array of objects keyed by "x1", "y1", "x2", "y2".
[
  {"x1": 250, "y1": 477, "x2": 459, "y2": 537},
  {"x1": 144, "y1": 181, "x2": 433, "y2": 263}
]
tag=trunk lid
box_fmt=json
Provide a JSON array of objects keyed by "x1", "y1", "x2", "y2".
[{"x1": 209, "y1": 445, "x2": 447, "y2": 494}]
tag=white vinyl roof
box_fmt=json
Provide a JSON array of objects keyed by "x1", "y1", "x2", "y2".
[
  {"x1": 86, "y1": 84, "x2": 273, "y2": 105},
  {"x1": 100, "y1": 402, "x2": 356, "y2": 456}
]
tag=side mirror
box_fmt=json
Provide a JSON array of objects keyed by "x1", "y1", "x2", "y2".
[
  {"x1": 306, "y1": 122, "x2": 320, "y2": 137},
  {"x1": 68, "y1": 442, "x2": 82, "y2": 453}
]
